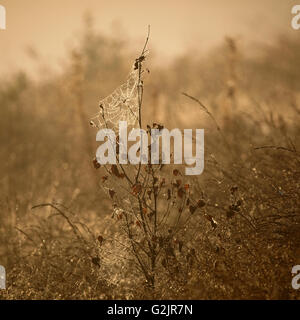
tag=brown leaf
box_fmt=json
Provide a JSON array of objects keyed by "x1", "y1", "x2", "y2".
[
  {"x1": 152, "y1": 235, "x2": 157, "y2": 242},
  {"x1": 173, "y1": 169, "x2": 180, "y2": 176},
  {"x1": 97, "y1": 235, "x2": 104, "y2": 245},
  {"x1": 236, "y1": 199, "x2": 243, "y2": 207},
  {"x1": 177, "y1": 187, "x2": 185, "y2": 199},
  {"x1": 189, "y1": 205, "x2": 197, "y2": 214},
  {"x1": 111, "y1": 164, "x2": 122, "y2": 178},
  {"x1": 93, "y1": 158, "x2": 101, "y2": 169},
  {"x1": 226, "y1": 209, "x2": 235, "y2": 219},
  {"x1": 132, "y1": 183, "x2": 142, "y2": 195},
  {"x1": 230, "y1": 186, "x2": 238, "y2": 194},
  {"x1": 91, "y1": 256, "x2": 101, "y2": 268},
  {"x1": 172, "y1": 179, "x2": 182, "y2": 188},
  {"x1": 136, "y1": 220, "x2": 141, "y2": 228},
  {"x1": 101, "y1": 175, "x2": 108, "y2": 182},
  {"x1": 109, "y1": 189, "x2": 116, "y2": 199},
  {"x1": 117, "y1": 213, "x2": 123, "y2": 220},
  {"x1": 197, "y1": 199, "x2": 206, "y2": 208},
  {"x1": 153, "y1": 122, "x2": 164, "y2": 130},
  {"x1": 165, "y1": 244, "x2": 175, "y2": 257},
  {"x1": 184, "y1": 184, "x2": 190, "y2": 191},
  {"x1": 205, "y1": 214, "x2": 218, "y2": 229},
  {"x1": 229, "y1": 204, "x2": 240, "y2": 212},
  {"x1": 211, "y1": 219, "x2": 218, "y2": 229}
]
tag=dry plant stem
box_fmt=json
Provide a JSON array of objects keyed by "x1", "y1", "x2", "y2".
[
  {"x1": 182, "y1": 92, "x2": 231, "y2": 151},
  {"x1": 254, "y1": 145, "x2": 300, "y2": 166},
  {"x1": 72, "y1": 52, "x2": 99, "y2": 186},
  {"x1": 15, "y1": 226, "x2": 36, "y2": 244},
  {"x1": 124, "y1": 211, "x2": 152, "y2": 285},
  {"x1": 113, "y1": 27, "x2": 158, "y2": 289},
  {"x1": 135, "y1": 25, "x2": 150, "y2": 184},
  {"x1": 32, "y1": 203, "x2": 82, "y2": 240},
  {"x1": 254, "y1": 145, "x2": 298, "y2": 154}
]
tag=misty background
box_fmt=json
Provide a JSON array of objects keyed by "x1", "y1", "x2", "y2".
[{"x1": 0, "y1": 0, "x2": 297, "y2": 78}]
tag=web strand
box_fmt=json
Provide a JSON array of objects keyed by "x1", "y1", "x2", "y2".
[{"x1": 90, "y1": 65, "x2": 142, "y2": 131}]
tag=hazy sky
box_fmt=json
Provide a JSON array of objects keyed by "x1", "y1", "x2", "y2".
[{"x1": 0, "y1": 0, "x2": 297, "y2": 77}]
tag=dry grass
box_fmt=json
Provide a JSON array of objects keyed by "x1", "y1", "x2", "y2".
[{"x1": 0, "y1": 25, "x2": 299, "y2": 300}]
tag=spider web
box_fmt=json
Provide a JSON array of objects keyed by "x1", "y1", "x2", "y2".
[{"x1": 90, "y1": 64, "x2": 141, "y2": 131}]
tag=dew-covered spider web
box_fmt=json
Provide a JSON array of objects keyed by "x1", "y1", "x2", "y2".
[{"x1": 90, "y1": 56, "x2": 147, "y2": 131}]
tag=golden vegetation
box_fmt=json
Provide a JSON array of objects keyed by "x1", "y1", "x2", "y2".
[{"x1": 0, "y1": 23, "x2": 299, "y2": 299}]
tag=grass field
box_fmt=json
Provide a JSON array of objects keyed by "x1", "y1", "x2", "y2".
[{"x1": 0, "y1": 24, "x2": 299, "y2": 299}]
